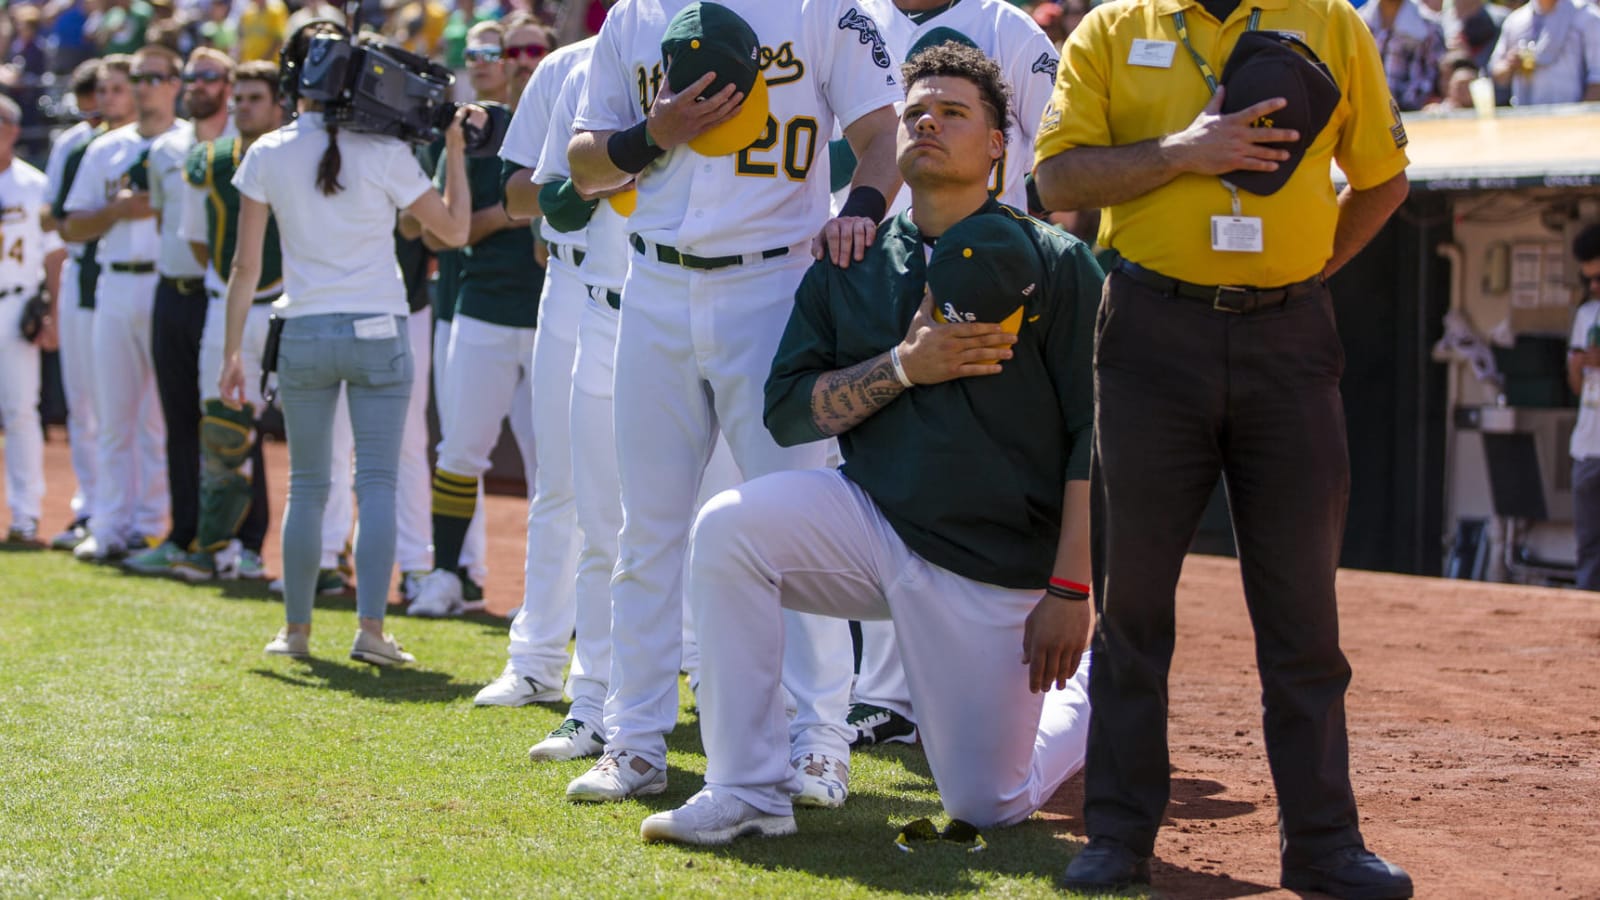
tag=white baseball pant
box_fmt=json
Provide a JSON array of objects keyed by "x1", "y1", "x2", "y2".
[
  {"x1": 690, "y1": 468, "x2": 1092, "y2": 824},
  {"x1": 603, "y1": 251, "x2": 855, "y2": 772},
  {"x1": 0, "y1": 291, "x2": 44, "y2": 524},
  {"x1": 198, "y1": 297, "x2": 352, "y2": 567},
  {"x1": 55, "y1": 264, "x2": 97, "y2": 521},
  {"x1": 432, "y1": 316, "x2": 487, "y2": 583},
  {"x1": 561, "y1": 283, "x2": 744, "y2": 722},
  {"x1": 395, "y1": 307, "x2": 433, "y2": 573},
  {"x1": 88, "y1": 270, "x2": 167, "y2": 544},
  {"x1": 505, "y1": 260, "x2": 581, "y2": 685},
  {"x1": 854, "y1": 620, "x2": 914, "y2": 719}
]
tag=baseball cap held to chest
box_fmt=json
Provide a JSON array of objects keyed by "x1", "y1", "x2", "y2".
[
  {"x1": 1219, "y1": 30, "x2": 1341, "y2": 196},
  {"x1": 661, "y1": 2, "x2": 770, "y2": 157},
  {"x1": 928, "y1": 214, "x2": 1042, "y2": 343}
]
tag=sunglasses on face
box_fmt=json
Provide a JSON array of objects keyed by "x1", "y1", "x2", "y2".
[
  {"x1": 504, "y1": 43, "x2": 547, "y2": 61},
  {"x1": 130, "y1": 73, "x2": 176, "y2": 85},
  {"x1": 183, "y1": 70, "x2": 229, "y2": 84},
  {"x1": 464, "y1": 45, "x2": 503, "y2": 63}
]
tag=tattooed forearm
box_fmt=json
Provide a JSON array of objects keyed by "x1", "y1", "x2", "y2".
[{"x1": 809, "y1": 351, "x2": 908, "y2": 437}]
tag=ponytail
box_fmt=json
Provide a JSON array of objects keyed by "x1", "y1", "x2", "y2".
[{"x1": 317, "y1": 121, "x2": 344, "y2": 196}]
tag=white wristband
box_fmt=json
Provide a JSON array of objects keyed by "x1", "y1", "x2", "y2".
[{"x1": 890, "y1": 346, "x2": 914, "y2": 388}]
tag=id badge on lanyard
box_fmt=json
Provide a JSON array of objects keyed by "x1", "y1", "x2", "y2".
[{"x1": 1174, "y1": 7, "x2": 1266, "y2": 253}]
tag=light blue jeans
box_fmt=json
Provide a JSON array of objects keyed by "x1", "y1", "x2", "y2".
[{"x1": 276, "y1": 313, "x2": 413, "y2": 624}]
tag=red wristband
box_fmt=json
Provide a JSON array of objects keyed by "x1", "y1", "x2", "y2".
[{"x1": 1049, "y1": 577, "x2": 1091, "y2": 595}]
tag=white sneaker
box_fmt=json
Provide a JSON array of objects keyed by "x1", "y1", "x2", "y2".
[
  {"x1": 213, "y1": 540, "x2": 243, "y2": 580},
  {"x1": 474, "y1": 663, "x2": 562, "y2": 707},
  {"x1": 50, "y1": 518, "x2": 90, "y2": 551},
  {"x1": 641, "y1": 789, "x2": 797, "y2": 846},
  {"x1": 529, "y1": 718, "x2": 606, "y2": 761},
  {"x1": 398, "y1": 570, "x2": 430, "y2": 604},
  {"x1": 349, "y1": 630, "x2": 416, "y2": 667},
  {"x1": 566, "y1": 751, "x2": 667, "y2": 802},
  {"x1": 791, "y1": 753, "x2": 849, "y2": 809},
  {"x1": 73, "y1": 533, "x2": 127, "y2": 561},
  {"x1": 406, "y1": 569, "x2": 465, "y2": 618},
  {"x1": 264, "y1": 628, "x2": 310, "y2": 659}
]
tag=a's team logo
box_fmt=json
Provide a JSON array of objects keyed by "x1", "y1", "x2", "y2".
[
  {"x1": 1040, "y1": 100, "x2": 1061, "y2": 132},
  {"x1": 758, "y1": 41, "x2": 806, "y2": 86},
  {"x1": 941, "y1": 301, "x2": 977, "y2": 323},
  {"x1": 838, "y1": 8, "x2": 893, "y2": 69},
  {"x1": 1389, "y1": 98, "x2": 1409, "y2": 149},
  {"x1": 1031, "y1": 52, "x2": 1059, "y2": 77}
]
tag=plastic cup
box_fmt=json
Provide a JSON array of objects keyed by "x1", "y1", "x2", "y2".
[{"x1": 1469, "y1": 76, "x2": 1496, "y2": 118}]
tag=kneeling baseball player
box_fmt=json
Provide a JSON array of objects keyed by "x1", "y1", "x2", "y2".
[{"x1": 642, "y1": 43, "x2": 1099, "y2": 845}]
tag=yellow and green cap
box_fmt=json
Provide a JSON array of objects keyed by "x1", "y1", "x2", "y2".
[
  {"x1": 928, "y1": 213, "x2": 1040, "y2": 344},
  {"x1": 660, "y1": 2, "x2": 769, "y2": 157}
]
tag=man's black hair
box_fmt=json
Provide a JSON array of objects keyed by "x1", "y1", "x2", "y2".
[
  {"x1": 1575, "y1": 223, "x2": 1600, "y2": 264},
  {"x1": 901, "y1": 42, "x2": 1014, "y2": 140}
]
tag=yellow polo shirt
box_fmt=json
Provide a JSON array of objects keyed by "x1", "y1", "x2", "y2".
[{"x1": 1035, "y1": 0, "x2": 1409, "y2": 286}]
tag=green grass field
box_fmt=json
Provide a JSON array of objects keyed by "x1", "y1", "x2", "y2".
[{"x1": 0, "y1": 549, "x2": 1121, "y2": 898}]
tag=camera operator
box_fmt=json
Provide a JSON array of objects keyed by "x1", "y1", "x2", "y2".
[{"x1": 219, "y1": 24, "x2": 475, "y2": 667}]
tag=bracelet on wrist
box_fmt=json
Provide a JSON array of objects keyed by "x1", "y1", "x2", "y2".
[
  {"x1": 890, "y1": 346, "x2": 914, "y2": 388},
  {"x1": 1045, "y1": 584, "x2": 1090, "y2": 601}
]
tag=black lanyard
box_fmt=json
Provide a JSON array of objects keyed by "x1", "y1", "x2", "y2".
[{"x1": 1172, "y1": 6, "x2": 1263, "y2": 96}]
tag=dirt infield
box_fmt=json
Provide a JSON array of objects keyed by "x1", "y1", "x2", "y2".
[{"x1": 9, "y1": 428, "x2": 1600, "y2": 898}]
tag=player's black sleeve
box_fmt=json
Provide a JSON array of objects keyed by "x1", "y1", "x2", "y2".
[
  {"x1": 1044, "y1": 237, "x2": 1104, "y2": 482},
  {"x1": 764, "y1": 261, "x2": 839, "y2": 448}
]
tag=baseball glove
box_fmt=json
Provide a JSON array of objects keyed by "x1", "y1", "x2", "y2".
[{"x1": 18, "y1": 295, "x2": 50, "y2": 343}]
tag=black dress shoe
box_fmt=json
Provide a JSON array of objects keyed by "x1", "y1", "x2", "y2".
[
  {"x1": 1062, "y1": 836, "x2": 1152, "y2": 892},
  {"x1": 1282, "y1": 846, "x2": 1413, "y2": 899}
]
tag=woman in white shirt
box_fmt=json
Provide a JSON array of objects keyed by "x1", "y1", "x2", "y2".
[{"x1": 219, "y1": 26, "x2": 472, "y2": 666}]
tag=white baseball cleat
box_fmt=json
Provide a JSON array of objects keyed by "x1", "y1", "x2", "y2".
[
  {"x1": 790, "y1": 753, "x2": 849, "y2": 809},
  {"x1": 474, "y1": 663, "x2": 562, "y2": 707},
  {"x1": 641, "y1": 789, "x2": 797, "y2": 845},
  {"x1": 73, "y1": 533, "x2": 127, "y2": 562},
  {"x1": 529, "y1": 718, "x2": 606, "y2": 762},
  {"x1": 406, "y1": 569, "x2": 466, "y2": 618},
  {"x1": 566, "y1": 751, "x2": 666, "y2": 802}
]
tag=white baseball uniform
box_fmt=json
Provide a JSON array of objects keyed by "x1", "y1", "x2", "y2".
[
  {"x1": 496, "y1": 38, "x2": 594, "y2": 688},
  {"x1": 64, "y1": 121, "x2": 186, "y2": 547},
  {"x1": 44, "y1": 120, "x2": 100, "y2": 525},
  {"x1": 526, "y1": 49, "x2": 739, "y2": 726},
  {"x1": 574, "y1": 0, "x2": 903, "y2": 772},
  {"x1": 852, "y1": 0, "x2": 1063, "y2": 723},
  {"x1": 0, "y1": 159, "x2": 62, "y2": 530}
]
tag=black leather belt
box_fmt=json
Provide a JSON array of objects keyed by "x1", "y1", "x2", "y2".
[
  {"x1": 109, "y1": 261, "x2": 157, "y2": 274},
  {"x1": 549, "y1": 241, "x2": 586, "y2": 267},
  {"x1": 1118, "y1": 261, "x2": 1323, "y2": 315},
  {"x1": 163, "y1": 276, "x2": 205, "y2": 295},
  {"x1": 0, "y1": 285, "x2": 24, "y2": 298},
  {"x1": 631, "y1": 234, "x2": 789, "y2": 271}
]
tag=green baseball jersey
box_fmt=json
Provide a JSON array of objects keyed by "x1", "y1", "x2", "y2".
[
  {"x1": 52, "y1": 125, "x2": 107, "y2": 310},
  {"x1": 184, "y1": 136, "x2": 284, "y2": 301},
  {"x1": 765, "y1": 200, "x2": 1102, "y2": 589},
  {"x1": 419, "y1": 139, "x2": 460, "y2": 323},
  {"x1": 434, "y1": 151, "x2": 542, "y2": 329}
]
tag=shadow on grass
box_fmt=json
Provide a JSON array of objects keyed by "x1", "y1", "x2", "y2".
[{"x1": 249, "y1": 657, "x2": 482, "y2": 704}]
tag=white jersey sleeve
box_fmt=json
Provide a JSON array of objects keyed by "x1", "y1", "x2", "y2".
[
  {"x1": 809, "y1": 0, "x2": 904, "y2": 132},
  {"x1": 534, "y1": 61, "x2": 588, "y2": 184},
  {"x1": 572, "y1": 4, "x2": 649, "y2": 135}
]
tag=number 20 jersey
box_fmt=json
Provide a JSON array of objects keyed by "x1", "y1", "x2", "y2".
[{"x1": 574, "y1": 0, "x2": 903, "y2": 259}]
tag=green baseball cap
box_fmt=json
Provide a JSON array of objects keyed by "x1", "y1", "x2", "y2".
[
  {"x1": 927, "y1": 213, "x2": 1042, "y2": 351},
  {"x1": 907, "y1": 26, "x2": 979, "y2": 61},
  {"x1": 661, "y1": 2, "x2": 769, "y2": 157}
]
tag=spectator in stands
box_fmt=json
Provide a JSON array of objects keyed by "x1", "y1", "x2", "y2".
[
  {"x1": 1362, "y1": 0, "x2": 1448, "y2": 110},
  {"x1": 1442, "y1": 0, "x2": 1509, "y2": 69},
  {"x1": 1563, "y1": 224, "x2": 1600, "y2": 591},
  {"x1": 1489, "y1": 0, "x2": 1600, "y2": 105},
  {"x1": 197, "y1": 0, "x2": 237, "y2": 54},
  {"x1": 1424, "y1": 48, "x2": 1483, "y2": 110},
  {"x1": 1032, "y1": 2, "x2": 1068, "y2": 46},
  {"x1": 46, "y1": 0, "x2": 93, "y2": 74},
  {"x1": 99, "y1": 0, "x2": 154, "y2": 54},
  {"x1": 237, "y1": 0, "x2": 288, "y2": 62}
]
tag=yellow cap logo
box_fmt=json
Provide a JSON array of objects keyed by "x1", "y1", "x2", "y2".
[
  {"x1": 691, "y1": 39, "x2": 701, "y2": 49},
  {"x1": 962, "y1": 247, "x2": 973, "y2": 258}
]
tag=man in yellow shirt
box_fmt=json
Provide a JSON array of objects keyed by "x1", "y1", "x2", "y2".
[
  {"x1": 237, "y1": 0, "x2": 289, "y2": 62},
  {"x1": 1034, "y1": 0, "x2": 1412, "y2": 896}
]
